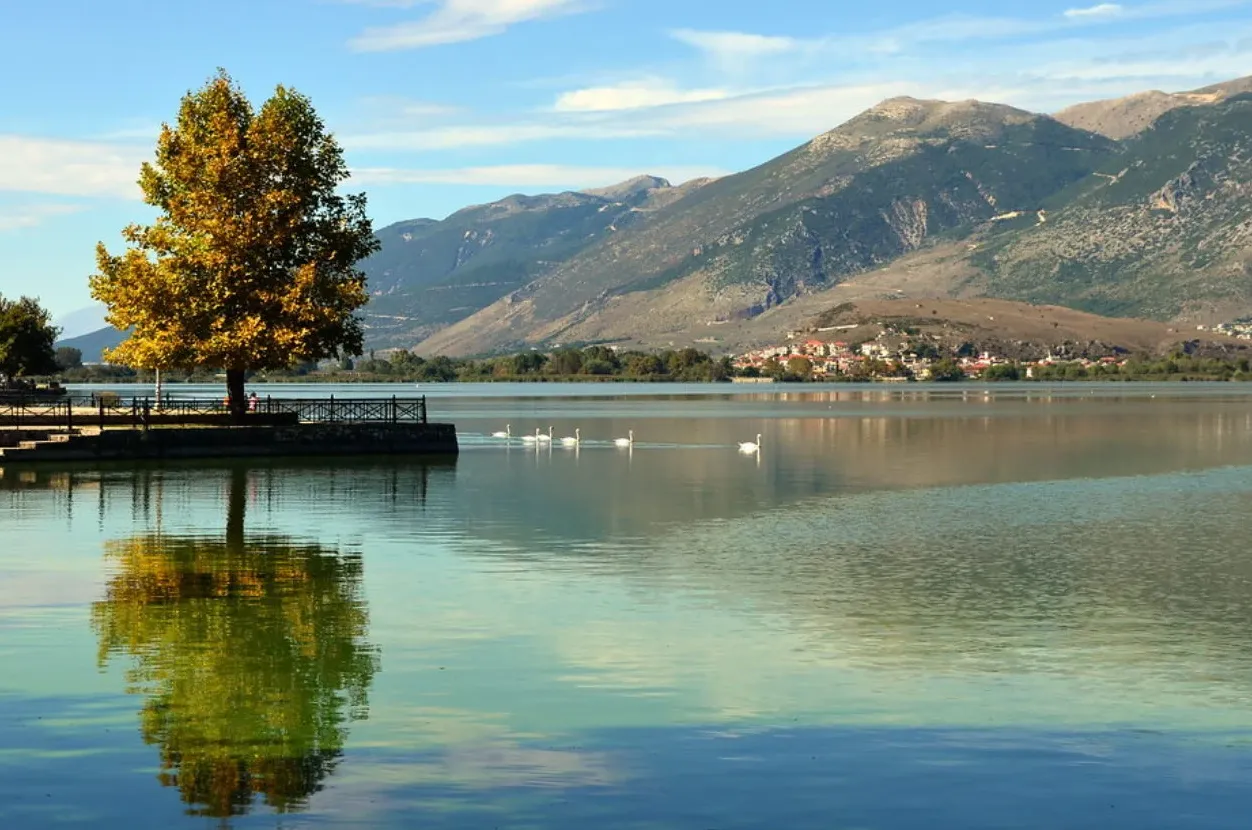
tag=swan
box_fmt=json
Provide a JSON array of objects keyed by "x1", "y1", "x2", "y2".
[
  {"x1": 491, "y1": 424, "x2": 511, "y2": 439},
  {"x1": 738, "y1": 434, "x2": 762, "y2": 453},
  {"x1": 521, "y1": 428, "x2": 541, "y2": 444},
  {"x1": 537, "y1": 425, "x2": 554, "y2": 443},
  {"x1": 614, "y1": 430, "x2": 634, "y2": 448},
  {"x1": 561, "y1": 428, "x2": 581, "y2": 446}
]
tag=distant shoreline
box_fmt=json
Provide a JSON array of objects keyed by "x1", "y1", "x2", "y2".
[{"x1": 58, "y1": 375, "x2": 1252, "y2": 386}]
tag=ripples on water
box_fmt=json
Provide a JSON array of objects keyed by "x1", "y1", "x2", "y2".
[{"x1": 2, "y1": 386, "x2": 1252, "y2": 827}]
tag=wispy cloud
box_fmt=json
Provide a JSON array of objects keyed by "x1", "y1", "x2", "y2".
[
  {"x1": 350, "y1": 163, "x2": 728, "y2": 188},
  {"x1": 1026, "y1": 50, "x2": 1252, "y2": 82},
  {"x1": 348, "y1": 0, "x2": 589, "y2": 51},
  {"x1": 341, "y1": 121, "x2": 662, "y2": 150},
  {"x1": 93, "y1": 123, "x2": 163, "y2": 142},
  {"x1": 0, "y1": 203, "x2": 86, "y2": 232},
  {"x1": 356, "y1": 95, "x2": 463, "y2": 119},
  {"x1": 673, "y1": 4, "x2": 1251, "y2": 70},
  {"x1": 553, "y1": 78, "x2": 733, "y2": 112},
  {"x1": 668, "y1": 29, "x2": 805, "y2": 72},
  {"x1": 1065, "y1": 3, "x2": 1125, "y2": 19},
  {"x1": 0, "y1": 136, "x2": 142, "y2": 199}
]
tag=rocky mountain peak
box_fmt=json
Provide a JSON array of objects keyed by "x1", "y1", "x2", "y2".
[
  {"x1": 1055, "y1": 75, "x2": 1252, "y2": 139},
  {"x1": 807, "y1": 96, "x2": 1039, "y2": 157},
  {"x1": 580, "y1": 174, "x2": 672, "y2": 200}
]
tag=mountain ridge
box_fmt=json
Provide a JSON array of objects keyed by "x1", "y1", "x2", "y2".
[
  {"x1": 397, "y1": 77, "x2": 1252, "y2": 357},
  {"x1": 1054, "y1": 75, "x2": 1252, "y2": 138},
  {"x1": 415, "y1": 97, "x2": 1117, "y2": 356}
]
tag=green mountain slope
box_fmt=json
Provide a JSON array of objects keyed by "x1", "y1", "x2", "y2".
[
  {"x1": 55, "y1": 325, "x2": 128, "y2": 364},
  {"x1": 417, "y1": 98, "x2": 1118, "y2": 355},
  {"x1": 359, "y1": 175, "x2": 706, "y2": 347},
  {"x1": 972, "y1": 93, "x2": 1252, "y2": 320}
]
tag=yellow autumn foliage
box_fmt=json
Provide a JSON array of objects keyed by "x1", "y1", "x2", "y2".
[{"x1": 90, "y1": 69, "x2": 378, "y2": 396}]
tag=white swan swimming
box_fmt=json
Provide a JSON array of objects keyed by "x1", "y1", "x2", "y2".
[
  {"x1": 537, "y1": 425, "x2": 554, "y2": 443},
  {"x1": 738, "y1": 434, "x2": 762, "y2": 453},
  {"x1": 561, "y1": 428, "x2": 581, "y2": 446},
  {"x1": 521, "y1": 428, "x2": 541, "y2": 444},
  {"x1": 614, "y1": 430, "x2": 634, "y2": 448},
  {"x1": 491, "y1": 424, "x2": 511, "y2": 439}
]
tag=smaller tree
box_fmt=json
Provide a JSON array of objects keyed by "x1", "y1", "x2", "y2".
[
  {"x1": 785, "y1": 356, "x2": 813, "y2": 380},
  {"x1": 55, "y1": 346, "x2": 84, "y2": 370},
  {"x1": 0, "y1": 295, "x2": 60, "y2": 382},
  {"x1": 929, "y1": 358, "x2": 966, "y2": 382},
  {"x1": 548, "y1": 349, "x2": 584, "y2": 376}
]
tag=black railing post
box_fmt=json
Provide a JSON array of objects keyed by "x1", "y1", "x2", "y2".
[
  {"x1": 66, "y1": 399, "x2": 73, "y2": 433},
  {"x1": 142, "y1": 400, "x2": 150, "y2": 435},
  {"x1": 391, "y1": 395, "x2": 397, "y2": 424},
  {"x1": 98, "y1": 398, "x2": 105, "y2": 430}
]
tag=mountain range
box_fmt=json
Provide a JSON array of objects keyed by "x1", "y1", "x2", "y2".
[{"x1": 65, "y1": 75, "x2": 1252, "y2": 360}]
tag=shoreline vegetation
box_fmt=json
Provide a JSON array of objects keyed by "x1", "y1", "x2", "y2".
[{"x1": 48, "y1": 347, "x2": 1252, "y2": 386}]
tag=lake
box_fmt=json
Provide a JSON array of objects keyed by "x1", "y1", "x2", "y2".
[{"x1": 3, "y1": 383, "x2": 1252, "y2": 828}]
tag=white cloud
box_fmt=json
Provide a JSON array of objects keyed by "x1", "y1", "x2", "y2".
[
  {"x1": 635, "y1": 82, "x2": 919, "y2": 136},
  {"x1": 356, "y1": 95, "x2": 463, "y2": 119},
  {"x1": 0, "y1": 203, "x2": 86, "y2": 232},
  {"x1": 1027, "y1": 50, "x2": 1252, "y2": 82},
  {"x1": 341, "y1": 121, "x2": 662, "y2": 150},
  {"x1": 1065, "y1": 3, "x2": 1125, "y2": 19},
  {"x1": 348, "y1": 0, "x2": 588, "y2": 51},
  {"x1": 350, "y1": 163, "x2": 728, "y2": 188},
  {"x1": 669, "y1": 29, "x2": 804, "y2": 65},
  {"x1": 93, "y1": 123, "x2": 163, "y2": 141},
  {"x1": 553, "y1": 78, "x2": 733, "y2": 112},
  {"x1": 0, "y1": 136, "x2": 143, "y2": 199}
]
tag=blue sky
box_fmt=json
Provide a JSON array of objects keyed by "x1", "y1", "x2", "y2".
[{"x1": 3, "y1": 0, "x2": 1252, "y2": 328}]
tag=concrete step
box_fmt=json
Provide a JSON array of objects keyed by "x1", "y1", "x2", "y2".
[{"x1": 2, "y1": 433, "x2": 95, "y2": 460}]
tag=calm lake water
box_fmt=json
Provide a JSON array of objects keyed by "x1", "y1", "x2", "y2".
[{"x1": 4, "y1": 384, "x2": 1252, "y2": 828}]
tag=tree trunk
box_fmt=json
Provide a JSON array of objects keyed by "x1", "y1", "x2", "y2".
[
  {"x1": 226, "y1": 466, "x2": 247, "y2": 553},
  {"x1": 226, "y1": 369, "x2": 247, "y2": 423}
]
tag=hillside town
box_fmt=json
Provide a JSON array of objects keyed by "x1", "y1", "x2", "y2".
[
  {"x1": 732, "y1": 328, "x2": 1133, "y2": 381},
  {"x1": 1196, "y1": 319, "x2": 1252, "y2": 339}
]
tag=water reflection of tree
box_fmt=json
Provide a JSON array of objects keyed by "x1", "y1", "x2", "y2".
[{"x1": 91, "y1": 468, "x2": 379, "y2": 819}]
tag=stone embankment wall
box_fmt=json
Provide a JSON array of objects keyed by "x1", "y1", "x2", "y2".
[
  {"x1": 0, "y1": 429, "x2": 61, "y2": 449},
  {"x1": 0, "y1": 423, "x2": 458, "y2": 463}
]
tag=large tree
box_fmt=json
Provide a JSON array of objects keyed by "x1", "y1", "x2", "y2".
[
  {"x1": 0, "y1": 294, "x2": 59, "y2": 382},
  {"x1": 91, "y1": 70, "x2": 379, "y2": 416}
]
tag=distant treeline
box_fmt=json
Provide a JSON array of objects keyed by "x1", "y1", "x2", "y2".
[
  {"x1": 984, "y1": 355, "x2": 1252, "y2": 382},
  {"x1": 57, "y1": 346, "x2": 736, "y2": 384},
  {"x1": 49, "y1": 347, "x2": 1252, "y2": 384}
]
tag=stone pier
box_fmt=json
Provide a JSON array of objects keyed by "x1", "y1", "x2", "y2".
[{"x1": 0, "y1": 422, "x2": 458, "y2": 463}]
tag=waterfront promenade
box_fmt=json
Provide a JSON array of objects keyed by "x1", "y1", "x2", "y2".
[{"x1": 0, "y1": 395, "x2": 457, "y2": 462}]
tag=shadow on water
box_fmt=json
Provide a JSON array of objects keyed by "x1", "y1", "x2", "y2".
[{"x1": 87, "y1": 465, "x2": 385, "y2": 819}]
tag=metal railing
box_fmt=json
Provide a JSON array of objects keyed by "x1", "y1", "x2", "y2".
[
  {"x1": 261, "y1": 396, "x2": 427, "y2": 424},
  {"x1": 0, "y1": 395, "x2": 428, "y2": 430}
]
